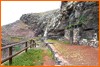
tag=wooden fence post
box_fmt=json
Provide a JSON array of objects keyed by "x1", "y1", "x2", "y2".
[
  {"x1": 25, "y1": 42, "x2": 27, "y2": 52},
  {"x1": 30, "y1": 40, "x2": 32, "y2": 48},
  {"x1": 33, "y1": 40, "x2": 36, "y2": 47},
  {"x1": 9, "y1": 47, "x2": 12, "y2": 65}
]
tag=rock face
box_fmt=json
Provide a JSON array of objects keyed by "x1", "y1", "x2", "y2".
[
  {"x1": 2, "y1": 1, "x2": 99, "y2": 47},
  {"x1": 20, "y1": 9, "x2": 66, "y2": 39},
  {"x1": 61, "y1": 1, "x2": 99, "y2": 47}
]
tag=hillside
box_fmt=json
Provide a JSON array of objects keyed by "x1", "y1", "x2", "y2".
[
  {"x1": 1, "y1": 1, "x2": 99, "y2": 66},
  {"x1": 2, "y1": 2, "x2": 98, "y2": 47},
  {"x1": 2, "y1": 20, "x2": 35, "y2": 46}
]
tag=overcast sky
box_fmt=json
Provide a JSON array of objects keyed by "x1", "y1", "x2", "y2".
[{"x1": 1, "y1": 1, "x2": 61, "y2": 26}]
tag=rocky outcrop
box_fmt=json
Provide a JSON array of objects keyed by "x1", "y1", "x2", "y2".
[
  {"x1": 2, "y1": 1, "x2": 99, "y2": 48},
  {"x1": 20, "y1": 9, "x2": 66, "y2": 38},
  {"x1": 61, "y1": 1, "x2": 99, "y2": 47}
]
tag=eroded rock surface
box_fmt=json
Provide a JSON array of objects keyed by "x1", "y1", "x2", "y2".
[
  {"x1": 2, "y1": 1, "x2": 99, "y2": 47},
  {"x1": 61, "y1": 1, "x2": 99, "y2": 47}
]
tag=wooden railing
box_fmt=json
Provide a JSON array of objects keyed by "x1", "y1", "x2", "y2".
[{"x1": 1, "y1": 39, "x2": 36, "y2": 65}]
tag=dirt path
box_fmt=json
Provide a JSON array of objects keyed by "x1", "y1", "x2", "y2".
[
  {"x1": 53, "y1": 43, "x2": 98, "y2": 66},
  {"x1": 43, "y1": 49, "x2": 55, "y2": 66}
]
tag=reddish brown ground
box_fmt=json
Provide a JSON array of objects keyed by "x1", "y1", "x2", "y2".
[
  {"x1": 41, "y1": 39, "x2": 98, "y2": 66},
  {"x1": 53, "y1": 42, "x2": 99, "y2": 66},
  {"x1": 43, "y1": 49, "x2": 55, "y2": 66}
]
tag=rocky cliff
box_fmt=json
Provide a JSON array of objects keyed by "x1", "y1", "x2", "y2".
[
  {"x1": 61, "y1": 1, "x2": 99, "y2": 47},
  {"x1": 20, "y1": 9, "x2": 66, "y2": 37},
  {"x1": 2, "y1": 1, "x2": 99, "y2": 47}
]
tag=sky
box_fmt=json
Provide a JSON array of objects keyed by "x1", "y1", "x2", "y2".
[{"x1": 1, "y1": 1, "x2": 61, "y2": 26}]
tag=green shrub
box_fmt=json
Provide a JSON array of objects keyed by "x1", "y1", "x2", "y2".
[{"x1": 65, "y1": 15, "x2": 87, "y2": 29}]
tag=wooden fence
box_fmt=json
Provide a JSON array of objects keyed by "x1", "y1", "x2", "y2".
[{"x1": 1, "y1": 39, "x2": 36, "y2": 65}]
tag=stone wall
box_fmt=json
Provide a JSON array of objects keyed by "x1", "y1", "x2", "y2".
[
  {"x1": 73, "y1": 28, "x2": 80, "y2": 44},
  {"x1": 64, "y1": 30, "x2": 70, "y2": 41}
]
